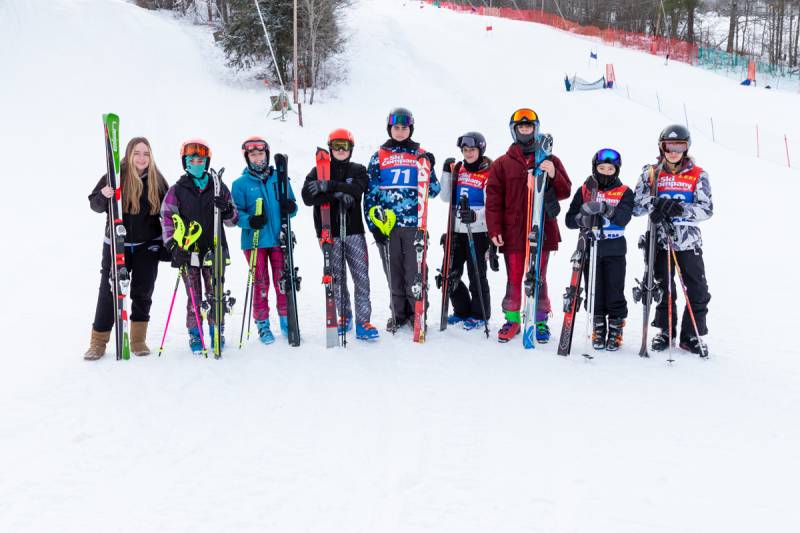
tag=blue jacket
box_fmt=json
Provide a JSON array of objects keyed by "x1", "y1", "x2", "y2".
[{"x1": 232, "y1": 167, "x2": 298, "y2": 250}]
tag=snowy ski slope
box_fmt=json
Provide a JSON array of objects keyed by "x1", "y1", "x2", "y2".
[{"x1": 0, "y1": 0, "x2": 798, "y2": 531}]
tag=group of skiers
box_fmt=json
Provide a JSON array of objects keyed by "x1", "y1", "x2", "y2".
[{"x1": 85, "y1": 106, "x2": 712, "y2": 360}]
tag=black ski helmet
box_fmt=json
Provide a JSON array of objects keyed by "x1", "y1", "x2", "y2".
[
  {"x1": 386, "y1": 107, "x2": 414, "y2": 137},
  {"x1": 456, "y1": 131, "x2": 487, "y2": 158},
  {"x1": 591, "y1": 148, "x2": 621, "y2": 182},
  {"x1": 658, "y1": 124, "x2": 691, "y2": 155}
]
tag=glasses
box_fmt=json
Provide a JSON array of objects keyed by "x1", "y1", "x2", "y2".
[
  {"x1": 511, "y1": 108, "x2": 538, "y2": 123},
  {"x1": 330, "y1": 140, "x2": 353, "y2": 152},
  {"x1": 661, "y1": 142, "x2": 688, "y2": 154},
  {"x1": 242, "y1": 140, "x2": 268, "y2": 153},
  {"x1": 595, "y1": 148, "x2": 621, "y2": 165},
  {"x1": 388, "y1": 114, "x2": 412, "y2": 126},
  {"x1": 183, "y1": 143, "x2": 210, "y2": 158}
]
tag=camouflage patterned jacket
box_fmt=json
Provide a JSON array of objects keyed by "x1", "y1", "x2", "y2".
[
  {"x1": 632, "y1": 157, "x2": 713, "y2": 252},
  {"x1": 363, "y1": 139, "x2": 440, "y2": 231}
]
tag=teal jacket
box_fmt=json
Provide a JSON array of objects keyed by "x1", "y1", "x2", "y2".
[{"x1": 231, "y1": 167, "x2": 298, "y2": 250}]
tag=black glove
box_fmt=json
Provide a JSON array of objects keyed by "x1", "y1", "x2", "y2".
[
  {"x1": 166, "y1": 238, "x2": 190, "y2": 268},
  {"x1": 333, "y1": 192, "x2": 354, "y2": 209},
  {"x1": 656, "y1": 197, "x2": 683, "y2": 218},
  {"x1": 421, "y1": 152, "x2": 436, "y2": 168},
  {"x1": 214, "y1": 196, "x2": 234, "y2": 220},
  {"x1": 280, "y1": 198, "x2": 297, "y2": 215},
  {"x1": 489, "y1": 245, "x2": 500, "y2": 272},
  {"x1": 649, "y1": 208, "x2": 667, "y2": 225},
  {"x1": 459, "y1": 206, "x2": 477, "y2": 224},
  {"x1": 249, "y1": 212, "x2": 266, "y2": 230},
  {"x1": 306, "y1": 180, "x2": 321, "y2": 196},
  {"x1": 442, "y1": 157, "x2": 456, "y2": 174},
  {"x1": 544, "y1": 187, "x2": 560, "y2": 219},
  {"x1": 575, "y1": 214, "x2": 594, "y2": 229},
  {"x1": 371, "y1": 228, "x2": 387, "y2": 246},
  {"x1": 317, "y1": 180, "x2": 331, "y2": 193}
]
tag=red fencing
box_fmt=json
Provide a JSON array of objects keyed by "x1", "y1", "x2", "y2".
[{"x1": 426, "y1": 2, "x2": 698, "y2": 65}]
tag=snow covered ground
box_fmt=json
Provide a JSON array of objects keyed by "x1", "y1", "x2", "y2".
[{"x1": 0, "y1": 0, "x2": 798, "y2": 531}]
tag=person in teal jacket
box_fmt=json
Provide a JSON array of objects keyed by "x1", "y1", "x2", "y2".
[{"x1": 231, "y1": 136, "x2": 298, "y2": 344}]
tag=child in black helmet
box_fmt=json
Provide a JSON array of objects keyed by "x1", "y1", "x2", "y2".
[{"x1": 565, "y1": 148, "x2": 635, "y2": 351}]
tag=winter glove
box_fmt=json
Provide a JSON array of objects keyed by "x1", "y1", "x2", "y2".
[
  {"x1": 333, "y1": 192, "x2": 354, "y2": 209},
  {"x1": 489, "y1": 245, "x2": 500, "y2": 272},
  {"x1": 214, "y1": 195, "x2": 234, "y2": 220},
  {"x1": 280, "y1": 198, "x2": 297, "y2": 216},
  {"x1": 166, "y1": 238, "x2": 190, "y2": 268},
  {"x1": 439, "y1": 233, "x2": 447, "y2": 247},
  {"x1": 442, "y1": 157, "x2": 456, "y2": 174},
  {"x1": 649, "y1": 208, "x2": 667, "y2": 225},
  {"x1": 656, "y1": 196, "x2": 683, "y2": 218},
  {"x1": 458, "y1": 206, "x2": 477, "y2": 224},
  {"x1": 371, "y1": 228, "x2": 387, "y2": 246},
  {"x1": 421, "y1": 152, "x2": 436, "y2": 168},
  {"x1": 306, "y1": 180, "x2": 321, "y2": 196},
  {"x1": 249, "y1": 212, "x2": 266, "y2": 230},
  {"x1": 544, "y1": 187, "x2": 560, "y2": 219},
  {"x1": 575, "y1": 214, "x2": 594, "y2": 229},
  {"x1": 316, "y1": 180, "x2": 331, "y2": 193}
]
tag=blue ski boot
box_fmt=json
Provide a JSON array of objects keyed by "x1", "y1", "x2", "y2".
[
  {"x1": 463, "y1": 318, "x2": 486, "y2": 331},
  {"x1": 535, "y1": 321, "x2": 551, "y2": 344},
  {"x1": 356, "y1": 322, "x2": 379, "y2": 341},
  {"x1": 188, "y1": 327, "x2": 203, "y2": 355},
  {"x1": 256, "y1": 319, "x2": 275, "y2": 345},
  {"x1": 447, "y1": 314, "x2": 467, "y2": 325},
  {"x1": 279, "y1": 315, "x2": 289, "y2": 336}
]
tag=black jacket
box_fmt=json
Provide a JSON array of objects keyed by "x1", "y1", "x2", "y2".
[
  {"x1": 170, "y1": 173, "x2": 233, "y2": 257},
  {"x1": 565, "y1": 175, "x2": 635, "y2": 257},
  {"x1": 301, "y1": 159, "x2": 369, "y2": 238},
  {"x1": 88, "y1": 171, "x2": 167, "y2": 244}
]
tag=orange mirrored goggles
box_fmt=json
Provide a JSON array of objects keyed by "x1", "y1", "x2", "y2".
[
  {"x1": 183, "y1": 143, "x2": 210, "y2": 158},
  {"x1": 511, "y1": 108, "x2": 538, "y2": 123},
  {"x1": 330, "y1": 140, "x2": 353, "y2": 152}
]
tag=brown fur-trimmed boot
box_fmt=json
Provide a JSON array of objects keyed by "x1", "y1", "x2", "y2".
[
  {"x1": 130, "y1": 321, "x2": 151, "y2": 356},
  {"x1": 84, "y1": 329, "x2": 111, "y2": 361}
]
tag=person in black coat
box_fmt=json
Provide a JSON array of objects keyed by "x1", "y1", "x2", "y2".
[
  {"x1": 565, "y1": 148, "x2": 634, "y2": 351},
  {"x1": 301, "y1": 129, "x2": 378, "y2": 341},
  {"x1": 85, "y1": 137, "x2": 168, "y2": 360}
]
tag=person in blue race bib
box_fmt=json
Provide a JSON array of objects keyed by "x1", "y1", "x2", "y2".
[
  {"x1": 633, "y1": 125, "x2": 713, "y2": 356},
  {"x1": 363, "y1": 107, "x2": 440, "y2": 331},
  {"x1": 565, "y1": 148, "x2": 635, "y2": 352}
]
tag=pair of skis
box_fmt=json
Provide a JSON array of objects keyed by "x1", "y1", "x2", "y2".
[
  {"x1": 276, "y1": 154, "x2": 302, "y2": 347},
  {"x1": 521, "y1": 134, "x2": 554, "y2": 349}
]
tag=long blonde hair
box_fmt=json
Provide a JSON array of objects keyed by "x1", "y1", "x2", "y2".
[{"x1": 121, "y1": 137, "x2": 167, "y2": 215}]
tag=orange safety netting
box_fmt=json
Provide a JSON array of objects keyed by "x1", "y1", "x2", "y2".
[{"x1": 427, "y1": 2, "x2": 698, "y2": 65}]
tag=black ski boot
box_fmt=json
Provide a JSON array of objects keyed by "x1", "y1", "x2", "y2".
[
  {"x1": 651, "y1": 330, "x2": 673, "y2": 352},
  {"x1": 606, "y1": 318, "x2": 625, "y2": 351},
  {"x1": 680, "y1": 336, "x2": 708, "y2": 358},
  {"x1": 591, "y1": 316, "x2": 607, "y2": 350}
]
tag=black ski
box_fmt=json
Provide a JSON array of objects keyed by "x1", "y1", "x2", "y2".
[{"x1": 276, "y1": 153, "x2": 301, "y2": 346}]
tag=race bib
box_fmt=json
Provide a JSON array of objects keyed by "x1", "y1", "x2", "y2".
[{"x1": 378, "y1": 149, "x2": 419, "y2": 190}]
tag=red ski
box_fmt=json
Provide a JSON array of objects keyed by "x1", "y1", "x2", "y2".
[{"x1": 412, "y1": 155, "x2": 432, "y2": 343}]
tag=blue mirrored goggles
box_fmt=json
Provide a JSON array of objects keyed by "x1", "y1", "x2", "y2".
[
  {"x1": 594, "y1": 148, "x2": 621, "y2": 166},
  {"x1": 388, "y1": 114, "x2": 413, "y2": 127}
]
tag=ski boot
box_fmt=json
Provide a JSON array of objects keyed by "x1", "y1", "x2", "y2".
[
  {"x1": 497, "y1": 321, "x2": 520, "y2": 343},
  {"x1": 256, "y1": 319, "x2": 275, "y2": 345},
  {"x1": 356, "y1": 322, "x2": 379, "y2": 341},
  {"x1": 651, "y1": 330, "x2": 673, "y2": 352},
  {"x1": 208, "y1": 324, "x2": 225, "y2": 353},
  {"x1": 463, "y1": 318, "x2": 486, "y2": 331},
  {"x1": 386, "y1": 316, "x2": 408, "y2": 332},
  {"x1": 338, "y1": 315, "x2": 353, "y2": 335},
  {"x1": 680, "y1": 336, "x2": 708, "y2": 358},
  {"x1": 592, "y1": 316, "x2": 607, "y2": 350},
  {"x1": 188, "y1": 327, "x2": 204, "y2": 355},
  {"x1": 447, "y1": 314, "x2": 467, "y2": 325},
  {"x1": 606, "y1": 318, "x2": 625, "y2": 351},
  {"x1": 535, "y1": 321, "x2": 551, "y2": 344}
]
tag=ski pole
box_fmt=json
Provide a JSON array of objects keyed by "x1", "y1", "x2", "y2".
[
  {"x1": 239, "y1": 198, "x2": 263, "y2": 349},
  {"x1": 581, "y1": 216, "x2": 600, "y2": 360},
  {"x1": 369, "y1": 206, "x2": 398, "y2": 333},
  {"x1": 666, "y1": 241, "x2": 674, "y2": 364},
  {"x1": 459, "y1": 196, "x2": 490, "y2": 338},
  {"x1": 339, "y1": 208, "x2": 348, "y2": 347},
  {"x1": 665, "y1": 224, "x2": 708, "y2": 358},
  {"x1": 158, "y1": 272, "x2": 182, "y2": 357},
  {"x1": 186, "y1": 269, "x2": 208, "y2": 358}
]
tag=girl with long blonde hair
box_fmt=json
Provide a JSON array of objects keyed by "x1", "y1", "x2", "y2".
[{"x1": 84, "y1": 137, "x2": 169, "y2": 360}]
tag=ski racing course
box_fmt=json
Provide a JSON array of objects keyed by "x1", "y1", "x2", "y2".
[{"x1": 0, "y1": 0, "x2": 798, "y2": 531}]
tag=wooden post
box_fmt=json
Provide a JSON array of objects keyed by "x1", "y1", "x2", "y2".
[{"x1": 298, "y1": 102, "x2": 303, "y2": 128}]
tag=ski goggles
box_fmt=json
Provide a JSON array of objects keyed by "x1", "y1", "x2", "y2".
[
  {"x1": 183, "y1": 142, "x2": 210, "y2": 158},
  {"x1": 594, "y1": 148, "x2": 621, "y2": 166},
  {"x1": 388, "y1": 113, "x2": 413, "y2": 127},
  {"x1": 242, "y1": 140, "x2": 268, "y2": 153},
  {"x1": 457, "y1": 135, "x2": 483, "y2": 149},
  {"x1": 511, "y1": 108, "x2": 539, "y2": 123},
  {"x1": 661, "y1": 141, "x2": 689, "y2": 154},
  {"x1": 330, "y1": 139, "x2": 353, "y2": 152}
]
